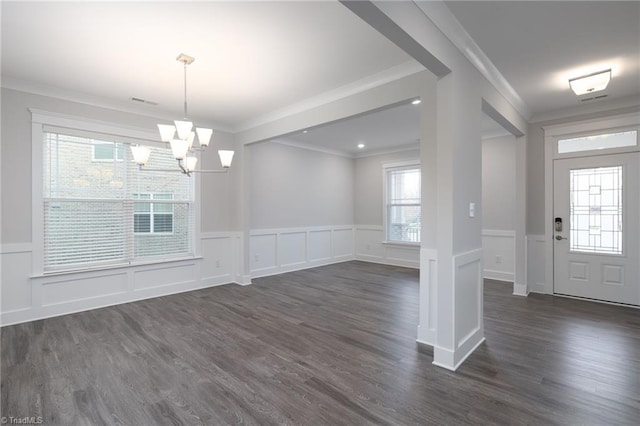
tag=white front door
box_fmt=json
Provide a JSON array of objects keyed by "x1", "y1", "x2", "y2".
[{"x1": 553, "y1": 152, "x2": 640, "y2": 305}]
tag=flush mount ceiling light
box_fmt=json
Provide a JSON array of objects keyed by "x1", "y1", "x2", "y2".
[
  {"x1": 131, "y1": 53, "x2": 234, "y2": 176},
  {"x1": 569, "y1": 69, "x2": 611, "y2": 96},
  {"x1": 411, "y1": 99, "x2": 421, "y2": 105},
  {"x1": 357, "y1": 143, "x2": 365, "y2": 149}
]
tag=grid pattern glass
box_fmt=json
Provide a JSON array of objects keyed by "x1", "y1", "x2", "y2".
[
  {"x1": 43, "y1": 132, "x2": 194, "y2": 271},
  {"x1": 569, "y1": 166, "x2": 623, "y2": 255},
  {"x1": 386, "y1": 167, "x2": 421, "y2": 243}
]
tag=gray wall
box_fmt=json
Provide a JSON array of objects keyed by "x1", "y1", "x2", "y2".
[
  {"x1": 0, "y1": 88, "x2": 236, "y2": 244},
  {"x1": 249, "y1": 141, "x2": 354, "y2": 229},
  {"x1": 354, "y1": 149, "x2": 420, "y2": 226},
  {"x1": 526, "y1": 105, "x2": 640, "y2": 235},
  {"x1": 482, "y1": 135, "x2": 516, "y2": 230}
]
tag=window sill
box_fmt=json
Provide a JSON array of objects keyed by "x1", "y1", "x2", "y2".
[
  {"x1": 31, "y1": 255, "x2": 203, "y2": 279},
  {"x1": 381, "y1": 241, "x2": 420, "y2": 248}
]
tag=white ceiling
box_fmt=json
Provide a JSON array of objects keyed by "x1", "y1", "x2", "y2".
[
  {"x1": 282, "y1": 101, "x2": 421, "y2": 157},
  {"x1": 2, "y1": 1, "x2": 637, "y2": 154},
  {"x1": 1, "y1": 1, "x2": 413, "y2": 129},
  {"x1": 445, "y1": 1, "x2": 640, "y2": 116}
]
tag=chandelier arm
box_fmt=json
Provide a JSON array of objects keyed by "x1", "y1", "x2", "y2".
[{"x1": 137, "y1": 165, "x2": 183, "y2": 173}]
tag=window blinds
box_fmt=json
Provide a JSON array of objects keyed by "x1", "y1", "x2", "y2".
[{"x1": 43, "y1": 132, "x2": 194, "y2": 271}]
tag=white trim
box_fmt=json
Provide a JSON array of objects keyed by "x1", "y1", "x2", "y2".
[
  {"x1": 414, "y1": 1, "x2": 531, "y2": 120},
  {"x1": 433, "y1": 336, "x2": 486, "y2": 372},
  {"x1": 0, "y1": 243, "x2": 32, "y2": 254},
  {"x1": 513, "y1": 282, "x2": 529, "y2": 297},
  {"x1": 30, "y1": 108, "x2": 159, "y2": 142},
  {"x1": 269, "y1": 138, "x2": 420, "y2": 160},
  {"x1": 269, "y1": 138, "x2": 353, "y2": 159},
  {"x1": 543, "y1": 111, "x2": 640, "y2": 138},
  {"x1": 530, "y1": 95, "x2": 640, "y2": 124},
  {"x1": 481, "y1": 229, "x2": 515, "y2": 238},
  {"x1": 417, "y1": 247, "x2": 438, "y2": 345},
  {"x1": 249, "y1": 225, "x2": 356, "y2": 278},
  {"x1": 432, "y1": 248, "x2": 484, "y2": 371},
  {"x1": 235, "y1": 60, "x2": 424, "y2": 132},
  {"x1": 484, "y1": 270, "x2": 514, "y2": 282},
  {"x1": 3, "y1": 78, "x2": 232, "y2": 132},
  {"x1": 353, "y1": 143, "x2": 420, "y2": 159}
]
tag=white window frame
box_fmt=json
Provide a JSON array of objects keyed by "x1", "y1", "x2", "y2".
[
  {"x1": 134, "y1": 193, "x2": 175, "y2": 235},
  {"x1": 382, "y1": 160, "x2": 421, "y2": 246},
  {"x1": 30, "y1": 109, "x2": 202, "y2": 276}
]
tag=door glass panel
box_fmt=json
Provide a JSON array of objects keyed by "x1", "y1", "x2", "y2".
[
  {"x1": 558, "y1": 130, "x2": 637, "y2": 154},
  {"x1": 570, "y1": 166, "x2": 623, "y2": 254}
]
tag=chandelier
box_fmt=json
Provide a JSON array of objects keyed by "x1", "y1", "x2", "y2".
[{"x1": 130, "y1": 53, "x2": 234, "y2": 176}]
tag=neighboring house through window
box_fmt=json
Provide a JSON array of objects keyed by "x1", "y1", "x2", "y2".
[
  {"x1": 134, "y1": 193, "x2": 174, "y2": 234},
  {"x1": 43, "y1": 132, "x2": 194, "y2": 271},
  {"x1": 92, "y1": 141, "x2": 124, "y2": 161},
  {"x1": 384, "y1": 161, "x2": 421, "y2": 244}
]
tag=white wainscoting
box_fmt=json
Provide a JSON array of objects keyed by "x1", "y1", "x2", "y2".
[
  {"x1": 354, "y1": 225, "x2": 419, "y2": 268},
  {"x1": 417, "y1": 247, "x2": 438, "y2": 346},
  {"x1": 482, "y1": 229, "x2": 515, "y2": 282},
  {"x1": 434, "y1": 248, "x2": 485, "y2": 371},
  {"x1": 0, "y1": 232, "x2": 241, "y2": 326},
  {"x1": 527, "y1": 234, "x2": 547, "y2": 294},
  {"x1": 249, "y1": 226, "x2": 355, "y2": 278}
]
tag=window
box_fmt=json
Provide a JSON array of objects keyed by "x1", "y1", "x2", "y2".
[
  {"x1": 384, "y1": 163, "x2": 421, "y2": 243},
  {"x1": 134, "y1": 193, "x2": 174, "y2": 234},
  {"x1": 558, "y1": 130, "x2": 637, "y2": 154},
  {"x1": 569, "y1": 166, "x2": 623, "y2": 255},
  {"x1": 43, "y1": 132, "x2": 194, "y2": 271},
  {"x1": 92, "y1": 141, "x2": 124, "y2": 161}
]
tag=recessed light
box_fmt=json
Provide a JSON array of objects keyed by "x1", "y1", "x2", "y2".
[
  {"x1": 302, "y1": 130, "x2": 308, "y2": 134},
  {"x1": 357, "y1": 143, "x2": 365, "y2": 149},
  {"x1": 411, "y1": 99, "x2": 421, "y2": 105}
]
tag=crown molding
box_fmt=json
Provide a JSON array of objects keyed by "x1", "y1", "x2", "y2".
[
  {"x1": 234, "y1": 60, "x2": 424, "y2": 132},
  {"x1": 414, "y1": 1, "x2": 532, "y2": 121},
  {"x1": 1, "y1": 77, "x2": 234, "y2": 133},
  {"x1": 529, "y1": 94, "x2": 640, "y2": 124},
  {"x1": 269, "y1": 137, "x2": 419, "y2": 160},
  {"x1": 353, "y1": 142, "x2": 419, "y2": 159},
  {"x1": 269, "y1": 138, "x2": 354, "y2": 159}
]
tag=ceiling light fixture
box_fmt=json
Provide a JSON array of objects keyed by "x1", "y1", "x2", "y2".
[
  {"x1": 131, "y1": 53, "x2": 234, "y2": 176},
  {"x1": 411, "y1": 99, "x2": 421, "y2": 105},
  {"x1": 303, "y1": 130, "x2": 308, "y2": 134},
  {"x1": 569, "y1": 69, "x2": 611, "y2": 96},
  {"x1": 357, "y1": 143, "x2": 365, "y2": 149}
]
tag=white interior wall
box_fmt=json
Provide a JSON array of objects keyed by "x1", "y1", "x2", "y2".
[
  {"x1": 250, "y1": 141, "x2": 354, "y2": 229},
  {"x1": 482, "y1": 135, "x2": 516, "y2": 282}
]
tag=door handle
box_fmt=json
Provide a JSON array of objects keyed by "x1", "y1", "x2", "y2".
[{"x1": 555, "y1": 235, "x2": 567, "y2": 241}]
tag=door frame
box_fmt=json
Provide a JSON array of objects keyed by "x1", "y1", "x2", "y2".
[{"x1": 543, "y1": 111, "x2": 640, "y2": 296}]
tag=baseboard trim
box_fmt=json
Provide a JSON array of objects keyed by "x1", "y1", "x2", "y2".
[
  {"x1": 355, "y1": 255, "x2": 419, "y2": 269},
  {"x1": 433, "y1": 336, "x2": 486, "y2": 371},
  {"x1": 483, "y1": 269, "x2": 514, "y2": 282},
  {"x1": 1, "y1": 278, "x2": 233, "y2": 327},
  {"x1": 513, "y1": 282, "x2": 529, "y2": 297}
]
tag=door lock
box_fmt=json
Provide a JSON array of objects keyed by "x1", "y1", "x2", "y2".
[{"x1": 555, "y1": 235, "x2": 567, "y2": 241}]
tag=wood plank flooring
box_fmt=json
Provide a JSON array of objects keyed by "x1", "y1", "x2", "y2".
[{"x1": 2, "y1": 261, "x2": 639, "y2": 425}]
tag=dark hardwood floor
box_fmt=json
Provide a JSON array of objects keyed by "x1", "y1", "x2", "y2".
[{"x1": 2, "y1": 261, "x2": 639, "y2": 425}]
